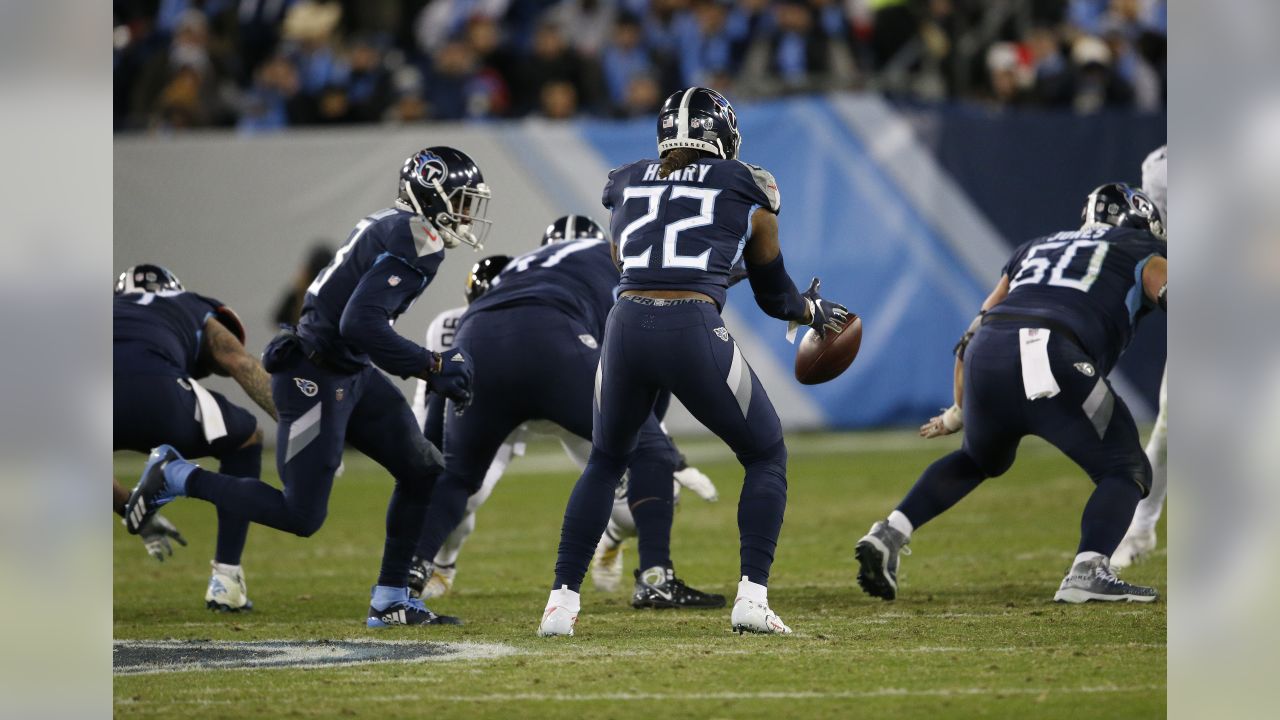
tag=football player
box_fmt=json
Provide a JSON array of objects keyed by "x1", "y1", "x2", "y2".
[
  {"x1": 1112, "y1": 145, "x2": 1168, "y2": 569},
  {"x1": 411, "y1": 215, "x2": 725, "y2": 618},
  {"x1": 113, "y1": 264, "x2": 275, "y2": 609},
  {"x1": 124, "y1": 147, "x2": 482, "y2": 627},
  {"x1": 538, "y1": 87, "x2": 850, "y2": 636},
  {"x1": 855, "y1": 183, "x2": 1167, "y2": 603},
  {"x1": 407, "y1": 220, "x2": 720, "y2": 602}
]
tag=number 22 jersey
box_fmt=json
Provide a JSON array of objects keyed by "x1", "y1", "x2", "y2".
[{"x1": 602, "y1": 157, "x2": 781, "y2": 308}]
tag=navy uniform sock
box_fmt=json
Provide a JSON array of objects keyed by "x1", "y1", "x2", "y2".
[
  {"x1": 626, "y1": 455, "x2": 674, "y2": 571},
  {"x1": 212, "y1": 441, "x2": 262, "y2": 565},
  {"x1": 1077, "y1": 475, "x2": 1143, "y2": 557}
]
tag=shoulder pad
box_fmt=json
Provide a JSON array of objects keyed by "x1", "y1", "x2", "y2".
[{"x1": 736, "y1": 161, "x2": 781, "y2": 214}]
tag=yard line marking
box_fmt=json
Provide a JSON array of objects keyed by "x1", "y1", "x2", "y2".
[{"x1": 116, "y1": 684, "x2": 1166, "y2": 706}]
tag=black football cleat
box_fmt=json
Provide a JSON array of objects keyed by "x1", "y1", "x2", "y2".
[
  {"x1": 367, "y1": 596, "x2": 463, "y2": 628},
  {"x1": 124, "y1": 445, "x2": 183, "y2": 534},
  {"x1": 631, "y1": 566, "x2": 726, "y2": 609}
]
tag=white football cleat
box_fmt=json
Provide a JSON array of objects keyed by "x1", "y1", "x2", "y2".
[
  {"x1": 538, "y1": 585, "x2": 580, "y2": 637},
  {"x1": 421, "y1": 564, "x2": 456, "y2": 599},
  {"x1": 206, "y1": 562, "x2": 253, "y2": 612},
  {"x1": 1110, "y1": 526, "x2": 1157, "y2": 570},
  {"x1": 730, "y1": 577, "x2": 791, "y2": 635},
  {"x1": 591, "y1": 536, "x2": 624, "y2": 593}
]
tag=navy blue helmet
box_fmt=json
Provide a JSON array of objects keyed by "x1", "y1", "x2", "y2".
[
  {"x1": 1082, "y1": 183, "x2": 1166, "y2": 241},
  {"x1": 465, "y1": 254, "x2": 512, "y2": 303},
  {"x1": 115, "y1": 264, "x2": 184, "y2": 294},
  {"x1": 541, "y1": 214, "x2": 606, "y2": 246},
  {"x1": 657, "y1": 87, "x2": 741, "y2": 161},
  {"x1": 398, "y1": 146, "x2": 492, "y2": 249}
]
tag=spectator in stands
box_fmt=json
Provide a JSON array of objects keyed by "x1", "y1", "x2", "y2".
[
  {"x1": 984, "y1": 42, "x2": 1033, "y2": 109},
  {"x1": 738, "y1": 0, "x2": 856, "y2": 96},
  {"x1": 601, "y1": 15, "x2": 659, "y2": 113},
  {"x1": 540, "y1": 80, "x2": 580, "y2": 120},
  {"x1": 131, "y1": 10, "x2": 229, "y2": 131},
  {"x1": 1025, "y1": 24, "x2": 1074, "y2": 107},
  {"x1": 517, "y1": 22, "x2": 594, "y2": 116},
  {"x1": 281, "y1": 1, "x2": 349, "y2": 98},
  {"x1": 344, "y1": 36, "x2": 394, "y2": 124},
  {"x1": 237, "y1": 54, "x2": 304, "y2": 133},
  {"x1": 678, "y1": 0, "x2": 741, "y2": 90},
  {"x1": 1069, "y1": 35, "x2": 1134, "y2": 113}
]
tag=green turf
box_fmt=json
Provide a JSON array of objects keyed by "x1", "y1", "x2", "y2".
[{"x1": 113, "y1": 431, "x2": 1166, "y2": 718}]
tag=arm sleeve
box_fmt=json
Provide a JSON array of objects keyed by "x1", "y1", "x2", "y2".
[
  {"x1": 338, "y1": 255, "x2": 433, "y2": 378},
  {"x1": 746, "y1": 252, "x2": 808, "y2": 322}
]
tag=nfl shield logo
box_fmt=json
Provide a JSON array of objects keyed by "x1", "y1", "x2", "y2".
[
  {"x1": 1074, "y1": 362, "x2": 1096, "y2": 377},
  {"x1": 336, "y1": 388, "x2": 345, "y2": 401},
  {"x1": 713, "y1": 327, "x2": 730, "y2": 342},
  {"x1": 388, "y1": 275, "x2": 401, "y2": 287}
]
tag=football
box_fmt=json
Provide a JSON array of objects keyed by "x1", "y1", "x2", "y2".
[{"x1": 794, "y1": 315, "x2": 862, "y2": 385}]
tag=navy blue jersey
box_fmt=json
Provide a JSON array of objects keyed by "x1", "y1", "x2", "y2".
[
  {"x1": 297, "y1": 206, "x2": 446, "y2": 377},
  {"x1": 113, "y1": 290, "x2": 225, "y2": 378},
  {"x1": 602, "y1": 157, "x2": 781, "y2": 308},
  {"x1": 993, "y1": 226, "x2": 1166, "y2": 375},
  {"x1": 465, "y1": 239, "x2": 618, "y2": 338}
]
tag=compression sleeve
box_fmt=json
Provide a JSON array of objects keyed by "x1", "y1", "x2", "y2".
[
  {"x1": 338, "y1": 255, "x2": 433, "y2": 378},
  {"x1": 746, "y1": 253, "x2": 808, "y2": 322}
]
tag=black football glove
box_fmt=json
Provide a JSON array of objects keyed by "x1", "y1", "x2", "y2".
[
  {"x1": 139, "y1": 514, "x2": 187, "y2": 562},
  {"x1": 800, "y1": 278, "x2": 850, "y2": 339},
  {"x1": 428, "y1": 348, "x2": 474, "y2": 412}
]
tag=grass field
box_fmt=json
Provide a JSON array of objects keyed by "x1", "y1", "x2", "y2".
[{"x1": 113, "y1": 430, "x2": 1166, "y2": 718}]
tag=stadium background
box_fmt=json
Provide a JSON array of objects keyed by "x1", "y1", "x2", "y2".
[{"x1": 113, "y1": 0, "x2": 1167, "y2": 432}]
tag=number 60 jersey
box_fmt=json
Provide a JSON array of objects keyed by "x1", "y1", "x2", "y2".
[
  {"x1": 993, "y1": 225, "x2": 1167, "y2": 377},
  {"x1": 603, "y1": 157, "x2": 782, "y2": 308}
]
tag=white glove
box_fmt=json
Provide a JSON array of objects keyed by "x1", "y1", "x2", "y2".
[
  {"x1": 139, "y1": 514, "x2": 187, "y2": 562},
  {"x1": 920, "y1": 404, "x2": 963, "y2": 439},
  {"x1": 674, "y1": 466, "x2": 718, "y2": 502}
]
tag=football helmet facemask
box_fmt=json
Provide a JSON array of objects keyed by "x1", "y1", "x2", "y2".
[{"x1": 398, "y1": 146, "x2": 492, "y2": 250}]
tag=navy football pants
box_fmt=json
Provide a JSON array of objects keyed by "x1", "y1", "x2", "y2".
[
  {"x1": 415, "y1": 304, "x2": 677, "y2": 573},
  {"x1": 555, "y1": 298, "x2": 788, "y2": 590},
  {"x1": 186, "y1": 336, "x2": 444, "y2": 587},
  {"x1": 114, "y1": 373, "x2": 260, "y2": 564},
  {"x1": 897, "y1": 324, "x2": 1150, "y2": 557}
]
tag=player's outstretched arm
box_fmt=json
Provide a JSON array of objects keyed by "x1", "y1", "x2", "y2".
[
  {"x1": 204, "y1": 317, "x2": 278, "y2": 421},
  {"x1": 743, "y1": 209, "x2": 849, "y2": 338}
]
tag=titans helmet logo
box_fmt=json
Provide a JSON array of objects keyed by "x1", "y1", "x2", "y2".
[{"x1": 416, "y1": 151, "x2": 449, "y2": 186}]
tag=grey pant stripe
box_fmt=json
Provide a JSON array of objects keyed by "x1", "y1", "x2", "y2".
[
  {"x1": 594, "y1": 360, "x2": 603, "y2": 410},
  {"x1": 726, "y1": 344, "x2": 752, "y2": 419},
  {"x1": 1082, "y1": 378, "x2": 1114, "y2": 439},
  {"x1": 285, "y1": 402, "x2": 323, "y2": 463}
]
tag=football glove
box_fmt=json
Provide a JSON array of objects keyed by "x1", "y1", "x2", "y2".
[
  {"x1": 800, "y1": 278, "x2": 850, "y2": 339},
  {"x1": 139, "y1": 514, "x2": 187, "y2": 562},
  {"x1": 429, "y1": 349, "x2": 474, "y2": 412},
  {"x1": 920, "y1": 404, "x2": 963, "y2": 439},
  {"x1": 674, "y1": 466, "x2": 718, "y2": 502}
]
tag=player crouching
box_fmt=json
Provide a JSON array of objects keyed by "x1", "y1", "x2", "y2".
[{"x1": 856, "y1": 183, "x2": 1166, "y2": 604}]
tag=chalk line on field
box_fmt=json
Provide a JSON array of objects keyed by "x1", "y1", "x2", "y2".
[{"x1": 115, "y1": 684, "x2": 1166, "y2": 706}]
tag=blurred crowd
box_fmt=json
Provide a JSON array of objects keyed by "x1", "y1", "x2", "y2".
[{"x1": 113, "y1": 0, "x2": 1167, "y2": 133}]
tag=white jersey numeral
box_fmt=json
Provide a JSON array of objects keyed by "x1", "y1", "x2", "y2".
[
  {"x1": 1009, "y1": 240, "x2": 1110, "y2": 293},
  {"x1": 617, "y1": 185, "x2": 720, "y2": 271},
  {"x1": 307, "y1": 208, "x2": 399, "y2": 295}
]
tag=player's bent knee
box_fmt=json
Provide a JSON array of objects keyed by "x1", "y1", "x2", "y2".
[
  {"x1": 240, "y1": 428, "x2": 264, "y2": 450},
  {"x1": 292, "y1": 510, "x2": 328, "y2": 538}
]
